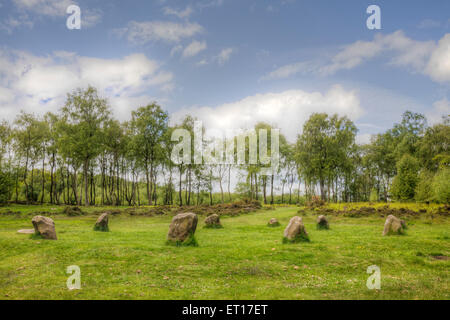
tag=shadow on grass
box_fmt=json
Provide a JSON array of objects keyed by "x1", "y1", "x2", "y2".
[
  {"x1": 166, "y1": 234, "x2": 199, "y2": 247},
  {"x1": 282, "y1": 233, "x2": 310, "y2": 244}
]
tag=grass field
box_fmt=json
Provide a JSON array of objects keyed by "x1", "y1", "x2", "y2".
[{"x1": 0, "y1": 206, "x2": 449, "y2": 300}]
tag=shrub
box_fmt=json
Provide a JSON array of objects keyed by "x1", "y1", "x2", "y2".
[
  {"x1": 306, "y1": 196, "x2": 325, "y2": 208},
  {"x1": 415, "y1": 170, "x2": 434, "y2": 202},
  {"x1": 432, "y1": 168, "x2": 450, "y2": 204},
  {"x1": 391, "y1": 154, "x2": 420, "y2": 200},
  {"x1": 369, "y1": 189, "x2": 378, "y2": 202},
  {"x1": 63, "y1": 206, "x2": 84, "y2": 216}
]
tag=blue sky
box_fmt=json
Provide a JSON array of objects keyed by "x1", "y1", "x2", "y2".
[{"x1": 0, "y1": 0, "x2": 449, "y2": 142}]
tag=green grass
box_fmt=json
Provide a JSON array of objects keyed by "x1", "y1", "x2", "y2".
[
  {"x1": 282, "y1": 233, "x2": 310, "y2": 243},
  {"x1": 93, "y1": 225, "x2": 109, "y2": 232},
  {"x1": 166, "y1": 233, "x2": 199, "y2": 247},
  {"x1": 203, "y1": 224, "x2": 223, "y2": 229},
  {"x1": 267, "y1": 222, "x2": 281, "y2": 227},
  {"x1": 0, "y1": 206, "x2": 449, "y2": 300}
]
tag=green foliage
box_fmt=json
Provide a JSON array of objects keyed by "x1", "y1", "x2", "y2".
[
  {"x1": 296, "y1": 113, "x2": 357, "y2": 201},
  {"x1": 369, "y1": 189, "x2": 378, "y2": 202},
  {"x1": 431, "y1": 168, "x2": 450, "y2": 204},
  {"x1": 417, "y1": 123, "x2": 450, "y2": 172},
  {"x1": 93, "y1": 224, "x2": 109, "y2": 232},
  {"x1": 282, "y1": 233, "x2": 310, "y2": 243},
  {"x1": 415, "y1": 170, "x2": 434, "y2": 202},
  {"x1": 29, "y1": 232, "x2": 44, "y2": 240},
  {"x1": 391, "y1": 154, "x2": 420, "y2": 201},
  {"x1": 0, "y1": 170, "x2": 11, "y2": 204},
  {"x1": 316, "y1": 223, "x2": 329, "y2": 230},
  {"x1": 204, "y1": 224, "x2": 223, "y2": 229},
  {"x1": 166, "y1": 233, "x2": 199, "y2": 247},
  {"x1": 267, "y1": 221, "x2": 280, "y2": 227}
]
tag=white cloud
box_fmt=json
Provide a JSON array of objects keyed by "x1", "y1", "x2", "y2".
[
  {"x1": 0, "y1": 49, "x2": 173, "y2": 121},
  {"x1": 197, "y1": 0, "x2": 224, "y2": 9},
  {"x1": 425, "y1": 34, "x2": 450, "y2": 83},
  {"x1": 261, "y1": 61, "x2": 320, "y2": 80},
  {"x1": 116, "y1": 21, "x2": 204, "y2": 44},
  {"x1": 320, "y1": 31, "x2": 436, "y2": 76},
  {"x1": 13, "y1": 0, "x2": 72, "y2": 17},
  {"x1": 171, "y1": 85, "x2": 363, "y2": 141},
  {"x1": 418, "y1": 19, "x2": 441, "y2": 29},
  {"x1": 262, "y1": 31, "x2": 450, "y2": 84},
  {"x1": 194, "y1": 47, "x2": 235, "y2": 66},
  {"x1": 163, "y1": 6, "x2": 193, "y2": 19},
  {"x1": 170, "y1": 45, "x2": 183, "y2": 57},
  {"x1": 0, "y1": 14, "x2": 33, "y2": 34},
  {"x1": 196, "y1": 59, "x2": 208, "y2": 66},
  {"x1": 215, "y1": 48, "x2": 234, "y2": 65},
  {"x1": 426, "y1": 98, "x2": 450, "y2": 125},
  {"x1": 356, "y1": 133, "x2": 372, "y2": 145},
  {"x1": 82, "y1": 8, "x2": 103, "y2": 28},
  {"x1": 8, "y1": 0, "x2": 102, "y2": 29},
  {"x1": 182, "y1": 40, "x2": 207, "y2": 58}
]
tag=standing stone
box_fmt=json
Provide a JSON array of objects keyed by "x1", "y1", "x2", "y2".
[
  {"x1": 94, "y1": 213, "x2": 109, "y2": 232},
  {"x1": 204, "y1": 214, "x2": 222, "y2": 228},
  {"x1": 283, "y1": 216, "x2": 309, "y2": 242},
  {"x1": 32, "y1": 216, "x2": 57, "y2": 240},
  {"x1": 167, "y1": 212, "x2": 198, "y2": 243},
  {"x1": 316, "y1": 215, "x2": 329, "y2": 229},
  {"x1": 267, "y1": 218, "x2": 280, "y2": 227},
  {"x1": 383, "y1": 215, "x2": 405, "y2": 236}
]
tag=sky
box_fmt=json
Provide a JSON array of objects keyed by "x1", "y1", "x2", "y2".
[{"x1": 0, "y1": 0, "x2": 449, "y2": 143}]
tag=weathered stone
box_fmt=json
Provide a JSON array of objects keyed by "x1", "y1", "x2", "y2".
[
  {"x1": 168, "y1": 212, "x2": 198, "y2": 242},
  {"x1": 17, "y1": 229, "x2": 35, "y2": 234},
  {"x1": 268, "y1": 218, "x2": 280, "y2": 227},
  {"x1": 94, "y1": 213, "x2": 109, "y2": 232},
  {"x1": 32, "y1": 216, "x2": 57, "y2": 240},
  {"x1": 317, "y1": 215, "x2": 329, "y2": 229},
  {"x1": 63, "y1": 206, "x2": 83, "y2": 216},
  {"x1": 204, "y1": 214, "x2": 222, "y2": 228},
  {"x1": 283, "y1": 216, "x2": 309, "y2": 242},
  {"x1": 383, "y1": 214, "x2": 405, "y2": 236}
]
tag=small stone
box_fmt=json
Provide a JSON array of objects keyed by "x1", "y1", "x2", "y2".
[
  {"x1": 316, "y1": 215, "x2": 329, "y2": 229},
  {"x1": 383, "y1": 214, "x2": 406, "y2": 236},
  {"x1": 267, "y1": 218, "x2": 280, "y2": 227},
  {"x1": 94, "y1": 213, "x2": 109, "y2": 232},
  {"x1": 283, "y1": 216, "x2": 309, "y2": 242},
  {"x1": 204, "y1": 214, "x2": 222, "y2": 228},
  {"x1": 167, "y1": 212, "x2": 198, "y2": 243},
  {"x1": 31, "y1": 216, "x2": 57, "y2": 240}
]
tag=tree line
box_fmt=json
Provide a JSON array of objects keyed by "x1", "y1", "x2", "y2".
[{"x1": 0, "y1": 86, "x2": 448, "y2": 206}]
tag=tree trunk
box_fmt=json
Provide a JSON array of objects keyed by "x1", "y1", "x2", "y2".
[
  {"x1": 270, "y1": 174, "x2": 274, "y2": 204},
  {"x1": 83, "y1": 158, "x2": 89, "y2": 206}
]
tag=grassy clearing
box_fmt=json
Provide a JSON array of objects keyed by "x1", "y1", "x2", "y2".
[{"x1": 0, "y1": 206, "x2": 448, "y2": 300}]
